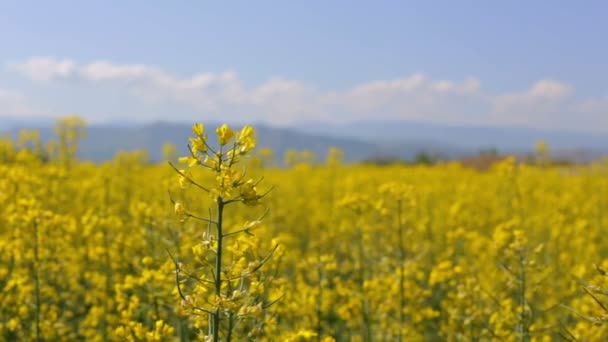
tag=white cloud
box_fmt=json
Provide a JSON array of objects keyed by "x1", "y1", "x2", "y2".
[
  {"x1": 491, "y1": 80, "x2": 575, "y2": 125},
  {"x1": 5, "y1": 57, "x2": 607, "y2": 131},
  {"x1": 80, "y1": 62, "x2": 158, "y2": 82},
  {"x1": 8, "y1": 57, "x2": 76, "y2": 82},
  {"x1": 492, "y1": 80, "x2": 573, "y2": 112},
  {"x1": 529, "y1": 80, "x2": 573, "y2": 99},
  {"x1": 0, "y1": 87, "x2": 40, "y2": 117},
  {"x1": 331, "y1": 74, "x2": 485, "y2": 123}
]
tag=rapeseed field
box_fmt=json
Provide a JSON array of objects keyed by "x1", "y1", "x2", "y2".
[{"x1": 1, "y1": 119, "x2": 607, "y2": 341}]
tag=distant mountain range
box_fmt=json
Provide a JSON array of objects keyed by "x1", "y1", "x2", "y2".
[
  {"x1": 1, "y1": 118, "x2": 607, "y2": 162},
  {"x1": 295, "y1": 120, "x2": 608, "y2": 151},
  {"x1": 1, "y1": 121, "x2": 381, "y2": 162}
]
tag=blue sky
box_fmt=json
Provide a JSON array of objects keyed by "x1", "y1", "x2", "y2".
[{"x1": 0, "y1": 1, "x2": 606, "y2": 131}]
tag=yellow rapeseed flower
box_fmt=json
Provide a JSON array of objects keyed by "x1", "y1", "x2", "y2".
[
  {"x1": 238, "y1": 125, "x2": 256, "y2": 153},
  {"x1": 174, "y1": 202, "x2": 186, "y2": 216},
  {"x1": 189, "y1": 137, "x2": 207, "y2": 154},
  {"x1": 216, "y1": 124, "x2": 235, "y2": 146},
  {"x1": 192, "y1": 122, "x2": 205, "y2": 137},
  {"x1": 178, "y1": 155, "x2": 199, "y2": 167}
]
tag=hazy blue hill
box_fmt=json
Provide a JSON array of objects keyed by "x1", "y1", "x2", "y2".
[
  {"x1": 0, "y1": 117, "x2": 55, "y2": 131},
  {"x1": 3, "y1": 121, "x2": 381, "y2": 162},
  {"x1": 2, "y1": 119, "x2": 607, "y2": 162},
  {"x1": 295, "y1": 120, "x2": 608, "y2": 152}
]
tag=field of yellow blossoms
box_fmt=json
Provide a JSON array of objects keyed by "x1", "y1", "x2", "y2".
[{"x1": 1, "y1": 117, "x2": 608, "y2": 341}]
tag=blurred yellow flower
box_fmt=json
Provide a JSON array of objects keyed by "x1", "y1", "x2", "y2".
[{"x1": 216, "y1": 123, "x2": 235, "y2": 146}]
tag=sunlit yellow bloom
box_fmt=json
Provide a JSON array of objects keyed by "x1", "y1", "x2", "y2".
[
  {"x1": 240, "y1": 179, "x2": 260, "y2": 206},
  {"x1": 7, "y1": 318, "x2": 19, "y2": 331},
  {"x1": 174, "y1": 202, "x2": 186, "y2": 216},
  {"x1": 189, "y1": 136, "x2": 207, "y2": 154},
  {"x1": 216, "y1": 124, "x2": 235, "y2": 146},
  {"x1": 177, "y1": 169, "x2": 190, "y2": 188},
  {"x1": 203, "y1": 154, "x2": 219, "y2": 169},
  {"x1": 192, "y1": 122, "x2": 205, "y2": 137},
  {"x1": 142, "y1": 256, "x2": 154, "y2": 267},
  {"x1": 178, "y1": 155, "x2": 198, "y2": 167},
  {"x1": 238, "y1": 125, "x2": 256, "y2": 153}
]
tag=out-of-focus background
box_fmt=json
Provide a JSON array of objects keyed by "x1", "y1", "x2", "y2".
[{"x1": 1, "y1": 1, "x2": 607, "y2": 164}]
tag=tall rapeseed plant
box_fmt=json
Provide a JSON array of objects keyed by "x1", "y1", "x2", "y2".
[{"x1": 169, "y1": 123, "x2": 280, "y2": 341}]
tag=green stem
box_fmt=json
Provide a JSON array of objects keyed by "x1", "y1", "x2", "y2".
[
  {"x1": 33, "y1": 221, "x2": 40, "y2": 342},
  {"x1": 397, "y1": 200, "x2": 406, "y2": 341},
  {"x1": 226, "y1": 312, "x2": 234, "y2": 342},
  {"x1": 102, "y1": 178, "x2": 111, "y2": 342},
  {"x1": 519, "y1": 251, "x2": 529, "y2": 342},
  {"x1": 316, "y1": 249, "x2": 323, "y2": 341},
  {"x1": 213, "y1": 197, "x2": 224, "y2": 342},
  {"x1": 356, "y1": 217, "x2": 372, "y2": 341}
]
